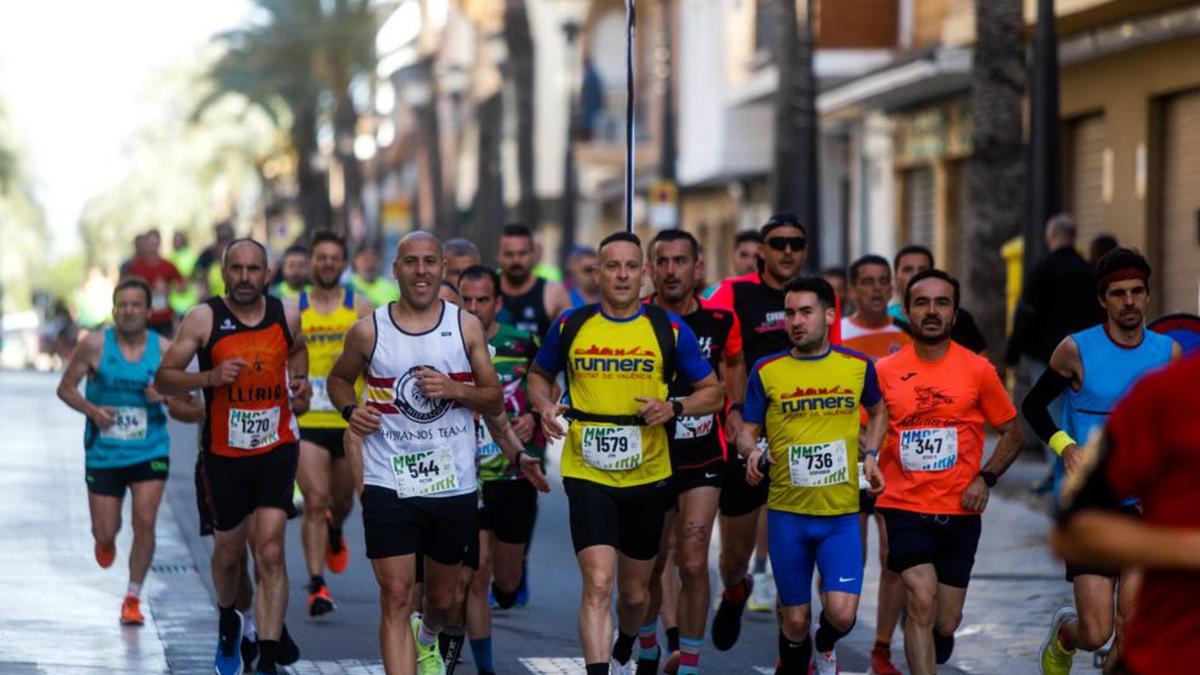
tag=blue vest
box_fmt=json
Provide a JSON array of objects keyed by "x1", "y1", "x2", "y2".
[
  {"x1": 1053, "y1": 324, "x2": 1173, "y2": 495},
  {"x1": 83, "y1": 329, "x2": 170, "y2": 468}
]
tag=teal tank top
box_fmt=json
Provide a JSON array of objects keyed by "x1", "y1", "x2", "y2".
[{"x1": 83, "y1": 328, "x2": 170, "y2": 468}]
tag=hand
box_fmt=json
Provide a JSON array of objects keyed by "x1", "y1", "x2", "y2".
[
  {"x1": 864, "y1": 455, "x2": 886, "y2": 496},
  {"x1": 349, "y1": 406, "x2": 383, "y2": 437},
  {"x1": 635, "y1": 397, "x2": 675, "y2": 426},
  {"x1": 289, "y1": 376, "x2": 312, "y2": 415},
  {"x1": 725, "y1": 407, "x2": 743, "y2": 443},
  {"x1": 89, "y1": 405, "x2": 116, "y2": 430},
  {"x1": 511, "y1": 412, "x2": 536, "y2": 444},
  {"x1": 746, "y1": 448, "x2": 773, "y2": 486},
  {"x1": 143, "y1": 385, "x2": 164, "y2": 404},
  {"x1": 961, "y1": 475, "x2": 990, "y2": 512},
  {"x1": 1062, "y1": 443, "x2": 1084, "y2": 473},
  {"x1": 518, "y1": 452, "x2": 551, "y2": 493},
  {"x1": 209, "y1": 358, "x2": 248, "y2": 387},
  {"x1": 415, "y1": 367, "x2": 460, "y2": 401},
  {"x1": 539, "y1": 403, "x2": 568, "y2": 441}
]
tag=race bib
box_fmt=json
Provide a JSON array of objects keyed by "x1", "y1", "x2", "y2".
[
  {"x1": 581, "y1": 425, "x2": 643, "y2": 471},
  {"x1": 101, "y1": 406, "x2": 148, "y2": 441},
  {"x1": 309, "y1": 376, "x2": 335, "y2": 412},
  {"x1": 787, "y1": 440, "x2": 849, "y2": 487},
  {"x1": 673, "y1": 414, "x2": 715, "y2": 440},
  {"x1": 900, "y1": 427, "x2": 959, "y2": 472},
  {"x1": 476, "y1": 420, "x2": 501, "y2": 458},
  {"x1": 391, "y1": 446, "x2": 459, "y2": 498},
  {"x1": 151, "y1": 291, "x2": 168, "y2": 311},
  {"x1": 228, "y1": 408, "x2": 281, "y2": 450}
]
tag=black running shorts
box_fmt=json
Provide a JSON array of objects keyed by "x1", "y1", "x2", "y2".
[
  {"x1": 479, "y1": 480, "x2": 539, "y2": 545},
  {"x1": 299, "y1": 427, "x2": 347, "y2": 459},
  {"x1": 879, "y1": 508, "x2": 982, "y2": 588},
  {"x1": 361, "y1": 486, "x2": 478, "y2": 564},
  {"x1": 718, "y1": 455, "x2": 768, "y2": 518},
  {"x1": 85, "y1": 457, "x2": 169, "y2": 497},
  {"x1": 202, "y1": 444, "x2": 299, "y2": 532},
  {"x1": 564, "y1": 477, "x2": 671, "y2": 560}
]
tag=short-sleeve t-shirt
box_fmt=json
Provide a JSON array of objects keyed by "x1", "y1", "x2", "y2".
[
  {"x1": 744, "y1": 346, "x2": 881, "y2": 516},
  {"x1": 125, "y1": 257, "x2": 184, "y2": 325},
  {"x1": 534, "y1": 305, "x2": 713, "y2": 488},
  {"x1": 875, "y1": 342, "x2": 1017, "y2": 515},
  {"x1": 1059, "y1": 355, "x2": 1200, "y2": 673},
  {"x1": 478, "y1": 324, "x2": 544, "y2": 482}
]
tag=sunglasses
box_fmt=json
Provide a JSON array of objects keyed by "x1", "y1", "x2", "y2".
[{"x1": 766, "y1": 236, "x2": 807, "y2": 252}]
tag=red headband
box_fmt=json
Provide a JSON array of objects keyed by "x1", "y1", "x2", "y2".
[{"x1": 1098, "y1": 268, "x2": 1148, "y2": 291}]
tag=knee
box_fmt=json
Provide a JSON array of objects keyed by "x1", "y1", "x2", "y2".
[
  {"x1": 1076, "y1": 615, "x2": 1113, "y2": 652},
  {"x1": 618, "y1": 582, "x2": 649, "y2": 611},
  {"x1": 581, "y1": 571, "x2": 615, "y2": 606},
  {"x1": 379, "y1": 581, "x2": 414, "y2": 617},
  {"x1": 677, "y1": 554, "x2": 707, "y2": 587},
  {"x1": 906, "y1": 587, "x2": 937, "y2": 624},
  {"x1": 303, "y1": 491, "x2": 331, "y2": 517},
  {"x1": 92, "y1": 522, "x2": 117, "y2": 546},
  {"x1": 132, "y1": 512, "x2": 157, "y2": 538},
  {"x1": 254, "y1": 539, "x2": 285, "y2": 572},
  {"x1": 781, "y1": 613, "x2": 811, "y2": 641},
  {"x1": 824, "y1": 605, "x2": 857, "y2": 631}
]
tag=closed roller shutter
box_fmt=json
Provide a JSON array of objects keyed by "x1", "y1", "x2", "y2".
[
  {"x1": 904, "y1": 166, "x2": 935, "y2": 250},
  {"x1": 1161, "y1": 91, "x2": 1200, "y2": 314},
  {"x1": 1066, "y1": 114, "x2": 1107, "y2": 248}
]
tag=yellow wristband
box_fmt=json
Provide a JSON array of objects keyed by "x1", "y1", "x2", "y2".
[{"x1": 1049, "y1": 430, "x2": 1077, "y2": 456}]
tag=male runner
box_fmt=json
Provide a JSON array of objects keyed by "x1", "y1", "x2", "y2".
[
  {"x1": 124, "y1": 229, "x2": 185, "y2": 336},
  {"x1": 457, "y1": 265, "x2": 545, "y2": 675},
  {"x1": 700, "y1": 230, "x2": 761, "y2": 299},
  {"x1": 497, "y1": 223, "x2": 571, "y2": 336},
  {"x1": 742, "y1": 276, "x2": 887, "y2": 674},
  {"x1": 707, "y1": 213, "x2": 842, "y2": 646},
  {"x1": 526, "y1": 231, "x2": 722, "y2": 675},
  {"x1": 566, "y1": 246, "x2": 601, "y2": 308},
  {"x1": 352, "y1": 245, "x2": 402, "y2": 307},
  {"x1": 640, "y1": 229, "x2": 744, "y2": 674},
  {"x1": 1024, "y1": 248, "x2": 1179, "y2": 674},
  {"x1": 296, "y1": 231, "x2": 373, "y2": 616},
  {"x1": 1052, "y1": 354, "x2": 1200, "y2": 674},
  {"x1": 272, "y1": 244, "x2": 311, "y2": 301},
  {"x1": 327, "y1": 231, "x2": 548, "y2": 675},
  {"x1": 875, "y1": 269, "x2": 1023, "y2": 675},
  {"x1": 57, "y1": 278, "x2": 190, "y2": 625},
  {"x1": 156, "y1": 238, "x2": 312, "y2": 675},
  {"x1": 443, "y1": 238, "x2": 481, "y2": 288},
  {"x1": 839, "y1": 254, "x2": 911, "y2": 675},
  {"x1": 887, "y1": 245, "x2": 987, "y2": 353}
]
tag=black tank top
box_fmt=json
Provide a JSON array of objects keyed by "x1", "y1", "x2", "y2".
[{"x1": 502, "y1": 277, "x2": 551, "y2": 338}]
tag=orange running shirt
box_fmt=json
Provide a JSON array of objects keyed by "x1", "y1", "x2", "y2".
[
  {"x1": 199, "y1": 296, "x2": 298, "y2": 457},
  {"x1": 875, "y1": 342, "x2": 1016, "y2": 515},
  {"x1": 839, "y1": 316, "x2": 911, "y2": 362}
]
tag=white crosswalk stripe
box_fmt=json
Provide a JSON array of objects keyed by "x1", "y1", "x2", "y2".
[
  {"x1": 284, "y1": 660, "x2": 386, "y2": 674},
  {"x1": 520, "y1": 656, "x2": 588, "y2": 674}
]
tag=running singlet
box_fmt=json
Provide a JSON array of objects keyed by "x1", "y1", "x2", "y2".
[
  {"x1": 534, "y1": 306, "x2": 713, "y2": 488},
  {"x1": 502, "y1": 277, "x2": 552, "y2": 337},
  {"x1": 875, "y1": 342, "x2": 1016, "y2": 515},
  {"x1": 1055, "y1": 324, "x2": 1173, "y2": 494},
  {"x1": 647, "y1": 295, "x2": 742, "y2": 471},
  {"x1": 744, "y1": 347, "x2": 880, "y2": 516},
  {"x1": 298, "y1": 289, "x2": 359, "y2": 429},
  {"x1": 199, "y1": 296, "x2": 298, "y2": 458},
  {"x1": 84, "y1": 328, "x2": 170, "y2": 468},
  {"x1": 839, "y1": 316, "x2": 911, "y2": 361},
  {"x1": 478, "y1": 324, "x2": 544, "y2": 482},
  {"x1": 707, "y1": 272, "x2": 842, "y2": 370},
  {"x1": 361, "y1": 301, "x2": 477, "y2": 498}
]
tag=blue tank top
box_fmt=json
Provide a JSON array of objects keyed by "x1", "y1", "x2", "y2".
[
  {"x1": 1053, "y1": 324, "x2": 1173, "y2": 495},
  {"x1": 83, "y1": 328, "x2": 170, "y2": 468}
]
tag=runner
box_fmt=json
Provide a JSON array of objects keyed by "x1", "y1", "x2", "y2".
[
  {"x1": 271, "y1": 244, "x2": 311, "y2": 301},
  {"x1": 123, "y1": 228, "x2": 184, "y2": 336},
  {"x1": 1024, "y1": 248, "x2": 1180, "y2": 674},
  {"x1": 839, "y1": 254, "x2": 911, "y2": 675},
  {"x1": 351, "y1": 244, "x2": 402, "y2": 308},
  {"x1": 641, "y1": 229, "x2": 744, "y2": 675},
  {"x1": 565, "y1": 246, "x2": 601, "y2": 308},
  {"x1": 497, "y1": 223, "x2": 571, "y2": 336},
  {"x1": 741, "y1": 275, "x2": 887, "y2": 674},
  {"x1": 887, "y1": 245, "x2": 987, "y2": 353},
  {"x1": 707, "y1": 213, "x2": 842, "y2": 648},
  {"x1": 700, "y1": 230, "x2": 760, "y2": 299},
  {"x1": 443, "y1": 238, "x2": 481, "y2": 288},
  {"x1": 326, "y1": 231, "x2": 548, "y2": 675},
  {"x1": 1052, "y1": 353, "x2": 1200, "y2": 674},
  {"x1": 56, "y1": 278, "x2": 192, "y2": 626},
  {"x1": 457, "y1": 265, "x2": 545, "y2": 675},
  {"x1": 295, "y1": 232, "x2": 373, "y2": 617},
  {"x1": 874, "y1": 269, "x2": 1024, "y2": 675},
  {"x1": 156, "y1": 238, "x2": 312, "y2": 675},
  {"x1": 526, "y1": 231, "x2": 723, "y2": 675}
]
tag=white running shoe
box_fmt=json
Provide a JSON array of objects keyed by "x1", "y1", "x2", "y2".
[
  {"x1": 749, "y1": 571, "x2": 775, "y2": 612},
  {"x1": 811, "y1": 626, "x2": 839, "y2": 675}
]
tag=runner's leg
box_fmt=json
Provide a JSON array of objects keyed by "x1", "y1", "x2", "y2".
[
  {"x1": 717, "y1": 508, "x2": 758, "y2": 588},
  {"x1": 250, "y1": 506, "x2": 290, "y2": 641},
  {"x1": 577, "y1": 545, "x2": 617, "y2": 664},
  {"x1": 616, "y1": 552, "x2": 658, "y2": 661},
  {"x1": 1109, "y1": 569, "x2": 1141, "y2": 674},
  {"x1": 297, "y1": 440, "x2": 332, "y2": 580},
  {"x1": 87, "y1": 491, "x2": 122, "y2": 562},
  {"x1": 899, "y1": 563, "x2": 939, "y2": 675},
  {"x1": 329, "y1": 454, "x2": 355, "y2": 532},
  {"x1": 128, "y1": 478, "x2": 165, "y2": 587},
  {"x1": 676, "y1": 487, "x2": 718, "y2": 657},
  {"x1": 873, "y1": 513, "x2": 905, "y2": 657},
  {"x1": 212, "y1": 519, "x2": 251, "y2": 609},
  {"x1": 421, "y1": 556, "x2": 464, "y2": 636},
  {"x1": 933, "y1": 583, "x2": 968, "y2": 664},
  {"x1": 1061, "y1": 575, "x2": 1117, "y2": 651},
  {"x1": 371, "y1": 554, "x2": 418, "y2": 673}
]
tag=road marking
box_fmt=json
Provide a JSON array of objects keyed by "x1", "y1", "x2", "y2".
[
  {"x1": 284, "y1": 660, "x2": 385, "y2": 674},
  {"x1": 521, "y1": 657, "x2": 588, "y2": 674},
  {"x1": 755, "y1": 668, "x2": 867, "y2": 675}
]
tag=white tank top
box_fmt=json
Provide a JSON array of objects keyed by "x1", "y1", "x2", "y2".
[{"x1": 362, "y1": 301, "x2": 478, "y2": 498}]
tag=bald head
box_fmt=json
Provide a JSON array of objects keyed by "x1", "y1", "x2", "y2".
[
  {"x1": 223, "y1": 238, "x2": 268, "y2": 268},
  {"x1": 221, "y1": 238, "x2": 268, "y2": 306},
  {"x1": 397, "y1": 230, "x2": 443, "y2": 259},
  {"x1": 393, "y1": 230, "x2": 444, "y2": 310}
]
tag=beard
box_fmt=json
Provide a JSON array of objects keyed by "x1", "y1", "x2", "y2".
[
  {"x1": 314, "y1": 271, "x2": 342, "y2": 289},
  {"x1": 913, "y1": 321, "x2": 953, "y2": 345},
  {"x1": 230, "y1": 284, "x2": 262, "y2": 306}
]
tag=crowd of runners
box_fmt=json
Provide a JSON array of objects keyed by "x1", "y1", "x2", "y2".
[{"x1": 55, "y1": 214, "x2": 1197, "y2": 675}]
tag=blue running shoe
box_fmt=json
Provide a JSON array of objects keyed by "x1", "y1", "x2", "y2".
[
  {"x1": 514, "y1": 563, "x2": 529, "y2": 608},
  {"x1": 214, "y1": 609, "x2": 244, "y2": 675}
]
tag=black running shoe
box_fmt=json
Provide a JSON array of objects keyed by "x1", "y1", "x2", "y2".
[
  {"x1": 240, "y1": 635, "x2": 257, "y2": 673},
  {"x1": 711, "y1": 575, "x2": 753, "y2": 651},
  {"x1": 277, "y1": 624, "x2": 300, "y2": 666},
  {"x1": 635, "y1": 646, "x2": 661, "y2": 675}
]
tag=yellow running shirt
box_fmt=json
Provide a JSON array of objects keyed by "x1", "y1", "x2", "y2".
[
  {"x1": 298, "y1": 288, "x2": 360, "y2": 429},
  {"x1": 743, "y1": 346, "x2": 882, "y2": 516},
  {"x1": 534, "y1": 306, "x2": 713, "y2": 488}
]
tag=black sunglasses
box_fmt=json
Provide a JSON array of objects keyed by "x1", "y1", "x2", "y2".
[{"x1": 766, "y1": 236, "x2": 807, "y2": 252}]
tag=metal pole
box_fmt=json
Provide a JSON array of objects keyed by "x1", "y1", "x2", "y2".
[{"x1": 625, "y1": 0, "x2": 637, "y2": 233}]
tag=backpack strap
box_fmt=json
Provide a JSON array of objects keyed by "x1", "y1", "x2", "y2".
[
  {"x1": 642, "y1": 303, "x2": 678, "y2": 386},
  {"x1": 557, "y1": 303, "x2": 601, "y2": 379}
]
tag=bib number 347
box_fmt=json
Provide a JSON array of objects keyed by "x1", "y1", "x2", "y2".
[{"x1": 900, "y1": 427, "x2": 958, "y2": 472}]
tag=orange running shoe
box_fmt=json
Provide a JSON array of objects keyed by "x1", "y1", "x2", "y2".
[
  {"x1": 662, "y1": 650, "x2": 681, "y2": 674},
  {"x1": 120, "y1": 596, "x2": 144, "y2": 626},
  {"x1": 95, "y1": 542, "x2": 116, "y2": 569},
  {"x1": 326, "y1": 532, "x2": 349, "y2": 574},
  {"x1": 307, "y1": 583, "x2": 336, "y2": 617}
]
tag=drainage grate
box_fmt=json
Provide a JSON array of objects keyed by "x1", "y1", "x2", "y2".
[{"x1": 150, "y1": 562, "x2": 197, "y2": 575}]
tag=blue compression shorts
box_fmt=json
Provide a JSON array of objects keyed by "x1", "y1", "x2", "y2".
[{"x1": 767, "y1": 510, "x2": 863, "y2": 606}]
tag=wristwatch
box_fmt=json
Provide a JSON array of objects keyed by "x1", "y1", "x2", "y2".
[
  {"x1": 729, "y1": 402, "x2": 745, "y2": 414},
  {"x1": 978, "y1": 470, "x2": 998, "y2": 488},
  {"x1": 341, "y1": 404, "x2": 359, "y2": 422},
  {"x1": 670, "y1": 400, "x2": 684, "y2": 418}
]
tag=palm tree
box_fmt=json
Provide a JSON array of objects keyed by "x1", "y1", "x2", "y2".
[
  {"x1": 771, "y1": 0, "x2": 819, "y2": 267},
  {"x1": 964, "y1": 0, "x2": 1026, "y2": 362},
  {"x1": 505, "y1": 0, "x2": 538, "y2": 228}
]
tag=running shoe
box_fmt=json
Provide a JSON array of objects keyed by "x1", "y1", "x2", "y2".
[
  {"x1": 307, "y1": 583, "x2": 336, "y2": 617},
  {"x1": 514, "y1": 565, "x2": 530, "y2": 607},
  {"x1": 634, "y1": 645, "x2": 660, "y2": 675},
  {"x1": 412, "y1": 615, "x2": 447, "y2": 675},
  {"x1": 240, "y1": 636, "x2": 258, "y2": 672},
  {"x1": 277, "y1": 624, "x2": 299, "y2": 665},
  {"x1": 214, "y1": 609, "x2": 244, "y2": 675},
  {"x1": 662, "y1": 650, "x2": 681, "y2": 674},
  {"x1": 810, "y1": 627, "x2": 839, "y2": 675},
  {"x1": 867, "y1": 646, "x2": 902, "y2": 675},
  {"x1": 711, "y1": 575, "x2": 753, "y2": 651},
  {"x1": 326, "y1": 529, "x2": 349, "y2": 574},
  {"x1": 119, "y1": 595, "x2": 144, "y2": 626},
  {"x1": 748, "y1": 570, "x2": 775, "y2": 613},
  {"x1": 95, "y1": 541, "x2": 116, "y2": 569},
  {"x1": 1039, "y1": 606, "x2": 1078, "y2": 675},
  {"x1": 609, "y1": 657, "x2": 634, "y2": 675}
]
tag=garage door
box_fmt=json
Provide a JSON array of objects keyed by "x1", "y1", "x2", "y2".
[
  {"x1": 1066, "y1": 114, "x2": 1107, "y2": 248},
  {"x1": 1161, "y1": 91, "x2": 1200, "y2": 314}
]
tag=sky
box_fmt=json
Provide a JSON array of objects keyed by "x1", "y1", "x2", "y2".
[{"x1": 0, "y1": 0, "x2": 251, "y2": 258}]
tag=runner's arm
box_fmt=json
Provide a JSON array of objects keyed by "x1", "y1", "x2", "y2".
[
  {"x1": 1020, "y1": 337, "x2": 1079, "y2": 447},
  {"x1": 545, "y1": 281, "x2": 572, "y2": 323},
  {"x1": 1053, "y1": 511, "x2": 1200, "y2": 570},
  {"x1": 526, "y1": 363, "x2": 566, "y2": 440},
  {"x1": 55, "y1": 331, "x2": 107, "y2": 422},
  {"x1": 1170, "y1": 340, "x2": 1183, "y2": 363},
  {"x1": 153, "y1": 335, "x2": 203, "y2": 420},
  {"x1": 154, "y1": 304, "x2": 214, "y2": 396},
  {"x1": 284, "y1": 302, "x2": 311, "y2": 413},
  {"x1": 329, "y1": 316, "x2": 379, "y2": 437}
]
